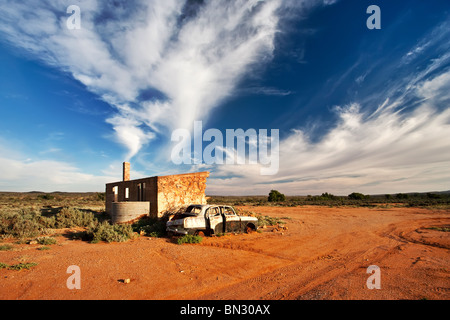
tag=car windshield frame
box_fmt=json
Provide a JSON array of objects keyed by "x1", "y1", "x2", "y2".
[{"x1": 184, "y1": 205, "x2": 204, "y2": 215}]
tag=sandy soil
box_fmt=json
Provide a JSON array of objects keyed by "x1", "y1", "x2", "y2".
[{"x1": 0, "y1": 206, "x2": 448, "y2": 300}]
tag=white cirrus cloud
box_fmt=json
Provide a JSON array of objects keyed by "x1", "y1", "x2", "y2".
[
  {"x1": 0, "y1": 0, "x2": 330, "y2": 160},
  {"x1": 207, "y1": 63, "x2": 450, "y2": 195}
]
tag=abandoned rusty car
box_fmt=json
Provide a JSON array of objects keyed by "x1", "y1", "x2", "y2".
[{"x1": 166, "y1": 205, "x2": 258, "y2": 236}]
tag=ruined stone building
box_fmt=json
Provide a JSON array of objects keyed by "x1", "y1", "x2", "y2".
[{"x1": 105, "y1": 162, "x2": 209, "y2": 223}]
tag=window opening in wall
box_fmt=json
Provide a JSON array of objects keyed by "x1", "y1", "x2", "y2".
[
  {"x1": 113, "y1": 186, "x2": 118, "y2": 202},
  {"x1": 138, "y1": 183, "x2": 146, "y2": 201}
]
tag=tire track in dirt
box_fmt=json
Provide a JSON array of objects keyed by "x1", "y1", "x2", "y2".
[
  {"x1": 378, "y1": 217, "x2": 450, "y2": 249},
  {"x1": 195, "y1": 240, "x2": 381, "y2": 299},
  {"x1": 195, "y1": 216, "x2": 441, "y2": 300},
  {"x1": 199, "y1": 236, "x2": 297, "y2": 262}
]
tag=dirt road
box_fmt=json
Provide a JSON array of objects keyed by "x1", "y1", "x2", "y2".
[{"x1": 0, "y1": 206, "x2": 448, "y2": 300}]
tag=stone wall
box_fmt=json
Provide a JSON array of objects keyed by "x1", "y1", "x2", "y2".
[{"x1": 156, "y1": 172, "x2": 209, "y2": 217}]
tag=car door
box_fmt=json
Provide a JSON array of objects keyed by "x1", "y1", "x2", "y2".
[
  {"x1": 205, "y1": 206, "x2": 224, "y2": 235},
  {"x1": 222, "y1": 206, "x2": 242, "y2": 233}
]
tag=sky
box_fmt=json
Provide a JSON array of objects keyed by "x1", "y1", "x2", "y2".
[{"x1": 0, "y1": 0, "x2": 449, "y2": 195}]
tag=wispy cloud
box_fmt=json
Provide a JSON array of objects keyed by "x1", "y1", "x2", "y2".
[
  {"x1": 209, "y1": 88, "x2": 450, "y2": 195},
  {"x1": 0, "y1": 0, "x2": 313, "y2": 160},
  {"x1": 401, "y1": 20, "x2": 450, "y2": 66},
  {"x1": 239, "y1": 86, "x2": 294, "y2": 96},
  {"x1": 207, "y1": 21, "x2": 450, "y2": 195}
]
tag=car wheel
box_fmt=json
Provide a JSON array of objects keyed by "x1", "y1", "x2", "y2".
[
  {"x1": 245, "y1": 224, "x2": 255, "y2": 234},
  {"x1": 195, "y1": 230, "x2": 205, "y2": 237}
]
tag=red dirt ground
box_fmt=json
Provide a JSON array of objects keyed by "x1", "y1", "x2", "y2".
[{"x1": 0, "y1": 206, "x2": 448, "y2": 300}]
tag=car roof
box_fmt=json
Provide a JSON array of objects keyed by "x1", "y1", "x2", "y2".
[{"x1": 188, "y1": 204, "x2": 231, "y2": 208}]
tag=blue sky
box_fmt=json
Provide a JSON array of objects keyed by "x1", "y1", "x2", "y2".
[{"x1": 0, "y1": 0, "x2": 449, "y2": 195}]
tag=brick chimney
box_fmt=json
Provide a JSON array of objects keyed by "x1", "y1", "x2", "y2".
[{"x1": 123, "y1": 162, "x2": 130, "y2": 181}]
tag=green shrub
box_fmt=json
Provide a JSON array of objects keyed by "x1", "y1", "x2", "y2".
[
  {"x1": 0, "y1": 244, "x2": 13, "y2": 251},
  {"x1": 0, "y1": 204, "x2": 138, "y2": 243},
  {"x1": 85, "y1": 221, "x2": 136, "y2": 243},
  {"x1": 96, "y1": 192, "x2": 106, "y2": 201},
  {"x1": 0, "y1": 262, "x2": 38, "y2": 270},
  {"x1": 426, "y1": 226, "x2": 450, "y2": 232},
  {"x1": 426, "y1": 193, "x2": 442, "y2": 199},
  {"x1": 320, "y1": 192, "x2": 337, "y2": 200},
  {"x1": 36, "y1": 236, "x2": 57, "y2": 245},
  {"x1": 348, "y1": 192, "x2": 367, "y2": 200},
  {"x1": 0, "y1": 207, "x2": 96, "y2": 239},
  {"x1": 10, "y1": 215, "x2": 42, "y2": 238},
  {"x1": 39, "y1": 215, "x2": 56, "y2": 229},
  {"x1": 133, "y1": 217, "x2": 166, "y2": 237},
  {"x1": 256, "y1": 214, "x2": 285, "y2": 227},
  {"x1": 38, "y1": 194, "x2": 54, "y2": 200},
  {"x1": 55, "y1": 207, "x2": 95, "y2": 228},
  {"x1": 268, "y1": 190, "x2": 286, "y2": 202},
  {"x1": 7, "y1": 262, "x2": 38, "y2": 271},
  {"x1": 177, "y1": 234, "x2": 203, "y2": 245}
]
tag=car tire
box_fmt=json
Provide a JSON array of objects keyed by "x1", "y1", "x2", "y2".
[
  {"x1": 195, "y1": 230, "x2": 206, "y2": 237},
  {"x1": 245, "y1": 223, "x2": 256, "y2": 234}
]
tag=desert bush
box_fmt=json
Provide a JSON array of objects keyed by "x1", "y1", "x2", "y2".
[
  {"x1": 426, "y1": 193, "x2": 442, "y2": 199},
  {"x1": 96, "y1": 192, "x2": 106, "y2": 201},
  {"x1": 234, "y1": 208, "x2": 286, "y2": 227},
  {"x1": 257, "y1": 214, "x2": 285, "y2": 227},
  {"x1": 348, "y1": 192, "x2": 367, "y2": 200},
  {"x1": 0, "y1": 218, "x2": 8, "y2": 235},
  {"x1": 319, "y1": 192, "x2": 337, "y2": 200},
  {"x1": 0, "y1": 262, "x2": 38, "y2": 270},
  {"x1": 0, "y1": 208, "x2": 38, "y2": 238},
  {"x1": 38, "y1": 194, "x2": 54, "y2": 200},
  {"x1": 133, "y1": 217, "x2": 166, "y2": 237},
  {"x1": 85, "y1": 221, "x2": 136, "y2": 243},
  {"x1": 38, "y1": 215, "x2": 57, "y2": 229},
  {"x1": 0, "y1": 206, "x2": 102, "y2": 239},
  {"x1": 7, "y1": 262, "x2": 38, "y2": 271},
  {"x1": 268, "y1": 190, "x2": 286, "y2": 202},
  {"x1": 36, "y1": 236, "x2": 57, "y2": 245},
  {"x1": 10, "y1": 212, "x2": 42, "y2": 238},
  {"x1": 426, "y1": 226, "x2": 450, "y2": 232},
  {"x1": 177, "y1": 234, "x2": 202, "y2": 245},
  {"x1": 0, "y1": 244, "x2": 13, "y2": 251},
  {"x1": 54, "y1": 207, "x2": 96, "y2": 228}
]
